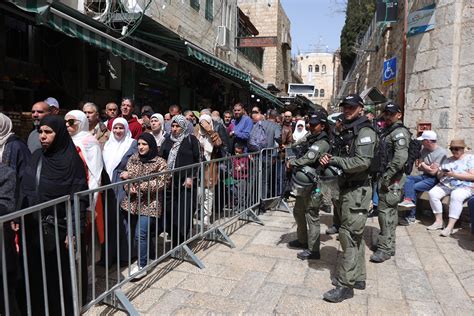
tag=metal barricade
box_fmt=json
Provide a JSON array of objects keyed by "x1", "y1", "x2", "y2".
[{"x1": 0, "y1": 196, "x2": 79, "y2": 316}]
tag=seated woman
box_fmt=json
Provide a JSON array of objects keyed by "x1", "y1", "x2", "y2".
[
  {"x1": 428, "y1": 139, "x2": 474, "y2": 236},
  {"x1": 120, "y1": 133, "x2": 168, "y2": 279}
]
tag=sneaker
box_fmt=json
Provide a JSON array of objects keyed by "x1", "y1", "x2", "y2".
[
  {"x1": 440, "y1": 228, "x2": 452, "y2": 237},
  {"x1": 399, "y1": 216, "x2": 416, "y2": 226},
  {"x1": 426, "y1": 222, "x2": 444, "y2": 230},
  {"x1": 398, "y1": 200, "x2": 416, "y2": 208},
  {"x1": 130, "y1": 266, "x2": 147, "y2": 280},
  {"x1": 297, "y1": 249, "x2": 321, "y2": 260}
]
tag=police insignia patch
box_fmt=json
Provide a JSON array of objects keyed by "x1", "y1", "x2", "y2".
[
  {"x1": 395, "y1": 132, "x2": 404, "y2": 139},
  {"x1": 360, "y1": 136, "x2": 372, "y2": 144},
  {"x1": 398, "y1": 139, "x2": 407, "y2": 146},
  {"x1": 308, "y1": 151, "x2": 316, "y2": 159}
]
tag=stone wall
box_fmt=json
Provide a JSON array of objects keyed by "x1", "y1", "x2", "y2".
[
  {"x1": 296, "y1": 52, "x2": 336, "y2": 109},
  {"x1": 340, "y1": 0, "x2": 474, "y2": 149},
  {"x1": 237, "y1": 0, "x2": 291, "y2": 92}
]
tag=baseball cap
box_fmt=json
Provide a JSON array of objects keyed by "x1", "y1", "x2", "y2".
[
  {"x1": 383, "y1": 102, "x2": 402, "y2": 113},
  {"x1": 45, "y1": 97, "x2": 59, "y2": 109},
  {"x1": 417, "y1": 130, "x2": 437, "y2": 141},
  {"x1": 340, "y1": 94, "x2": 364, "y2": 108},
  {"x1": 308, "y1": 112, "x2": 327, "y2": 125}
]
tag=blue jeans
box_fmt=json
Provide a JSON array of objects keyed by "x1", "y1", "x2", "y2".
[
  {"x1": 135, "y1": 215, "x2": 156, "y2": 268},
  {"x1": 404, "y1": 174, "x2": 437, "y2": 218},
  {"x1": 468, "y1": 196, "x2": 474, "y2": 234}
]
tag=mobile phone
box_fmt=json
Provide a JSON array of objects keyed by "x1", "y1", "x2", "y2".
[{"x1": 441, "y1": 168, "x2": 450, "y2": 172}]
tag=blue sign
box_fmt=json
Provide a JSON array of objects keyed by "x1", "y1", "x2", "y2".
[
  {"x1": 383, "y1": 57, "x2": 397, "y2": 86},
  {"x1": 407, "y1": 3, "x2": 436, "y2": 37}
]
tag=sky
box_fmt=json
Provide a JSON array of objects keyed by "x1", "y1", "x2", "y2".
[{"x1": 280, "y1": 0, "x2": 346, "y2": 56}]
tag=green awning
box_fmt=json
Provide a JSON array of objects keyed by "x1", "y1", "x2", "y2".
[
  {"x1": 8, "y1": 1, "x2": 167, "y2": 72},
  {"x1": 250, "y1": 82, "x2": 284, "y2": 108},
  {"x1": 185, "y1": 42, "x2": 250, "y2": 82}
]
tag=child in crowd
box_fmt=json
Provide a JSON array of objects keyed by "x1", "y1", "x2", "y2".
[{"x1": 232, "y1": 142, "x2": 249, "y2": 211}]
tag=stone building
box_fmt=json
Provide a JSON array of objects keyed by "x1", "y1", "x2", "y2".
[
  {"x1": 337, "y1": 0, "x2": 474, "y2": 147},
  {"x1": 295, "y1": 52, "x2": 338, "y2": 109},
  {"x1": 237, "y1": 0, "x2": 292, "y2": 93}
]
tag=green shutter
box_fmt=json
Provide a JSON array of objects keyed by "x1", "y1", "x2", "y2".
[
  {"x1": 205, "y1": 0, "x2": 213, "y2": 21},
  {"x1": 190, "y1": 0, "x2": 200, "y2": 11}
]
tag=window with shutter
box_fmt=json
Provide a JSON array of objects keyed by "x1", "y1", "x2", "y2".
[
  {"x1": 190, "y1": 0, "x2": 200, "y2": 11},
  {"x1": 205, "y1": 0, "x2": 213, "y2": 21}
]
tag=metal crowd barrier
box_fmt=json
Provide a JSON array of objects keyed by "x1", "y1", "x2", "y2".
[
  {"x1": 0, "y1": 196, "x2": 79, "y2": 316},
  {"x1": 3, "y1": 147, "x2": 290, "y2": 315}
]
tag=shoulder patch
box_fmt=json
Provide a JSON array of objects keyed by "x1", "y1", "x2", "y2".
[
  {"x1": 310, "y1": 145, "x2": 320, "y2": 151},
  {"x1": 307, "y1": 151, "x2": 316, "y2": 159},
  {"x1": 360, "y1": 136, "x2": 372, "y2": 144},
  {"x1": 394, "y1": 132, "x2": 405, "y2": 139},
  {"x1": 398, "y1": 138, "x2": 407, "y2": 146}
]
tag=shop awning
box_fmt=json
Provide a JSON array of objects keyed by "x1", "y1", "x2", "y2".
[
  {"x1": 8, "y1": 1, "x2": 167, "y2": 72},
  {"x1": 250, "y1": 82, "x2": 284, "y2": 108},
  {"x1": 185, "y1": 42, "x2": 250, "y2": 82}
]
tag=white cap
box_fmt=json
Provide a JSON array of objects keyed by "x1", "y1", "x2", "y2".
[
  {"x1": 417, "y1": 130, "x2": 437, "y2": 141},
  {"x1": 45, "y1": 97, "x2": 59, "y2": 109}
]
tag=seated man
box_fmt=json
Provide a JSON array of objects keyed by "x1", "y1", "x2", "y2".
[{"x1": 398, "y1": 130, "x2": 447, "y2": 225}]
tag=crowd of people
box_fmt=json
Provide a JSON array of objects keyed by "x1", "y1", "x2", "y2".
[{"x1": 0, "y1": 93, "x2": 473, "y2": 311}]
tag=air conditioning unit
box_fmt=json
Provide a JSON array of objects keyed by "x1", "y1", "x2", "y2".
[{"x1": 217, "y1": 26, "x2": 230, "y2": 50}]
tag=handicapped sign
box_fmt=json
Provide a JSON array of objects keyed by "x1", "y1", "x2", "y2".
[{"x1": 382, "y1": 57, "x2": 397, "y2": 86}]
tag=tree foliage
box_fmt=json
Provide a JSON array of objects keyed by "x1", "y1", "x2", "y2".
[{"x1": 340, "y1": 0, "x2": 376, "y2": 78}]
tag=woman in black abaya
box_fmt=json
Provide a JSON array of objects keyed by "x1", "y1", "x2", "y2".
[{"x1": 19, "y1": 116, "x2": 89, "y2": 315}]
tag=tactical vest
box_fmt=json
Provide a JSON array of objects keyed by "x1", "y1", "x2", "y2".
[{"x1": 331, "y1": 116, "x2": 374, "y2": 158}]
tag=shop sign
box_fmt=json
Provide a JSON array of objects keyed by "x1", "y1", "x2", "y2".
[
  {"x1": 407, "y1": 3, "x2": 436, "y2": 37},
  {"x1": 238, "y1": 37, "x2": 278, "y2": 48}
]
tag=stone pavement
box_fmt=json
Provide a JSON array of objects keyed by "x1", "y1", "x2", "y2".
[{"x1": 86, "y1": 208, "x2": 474, "y2": 315}]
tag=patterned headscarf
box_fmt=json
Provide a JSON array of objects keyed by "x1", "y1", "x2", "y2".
[
  {"x1": 167, "y1": 115, "x2": 189, "y2": 169},
  {"x1": 0, "y1": 113, "x2": 14, "y2": 161}
]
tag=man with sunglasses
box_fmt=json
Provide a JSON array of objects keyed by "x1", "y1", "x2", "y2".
[
  {"x1": 319, "y1": 94, "x2": 376, "y2": 303},
  {"x1": 369, "y1": 102, "x2": 410, "y2": 263},
  {"x1": 398, "y1": 130, "x2": 447, "y2": 224},
  {"x1": 27, "y1": 101, "x2": 50, "y2": 153}
]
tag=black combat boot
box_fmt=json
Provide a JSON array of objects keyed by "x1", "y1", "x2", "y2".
[
  {"x1": 323, "y1": 286, "x2": 354, "y2": 303},
  {"x1": 370, "y1": 250, "x2": 391, "y2": 263},
  {"x1": 287, "y1": 240, "x2": 308, "y2": 249},
  {"x1": 296, "y1": 249, "x2": 320, "y2": 260}
]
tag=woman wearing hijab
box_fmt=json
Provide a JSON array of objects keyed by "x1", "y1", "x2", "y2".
[
  {"x1": 149, "y1": 113, "x2": 165, "y2": 151},
  {"x1": 120, "y1": 133, "x2": 168, "y2": 278},
  {"x1": 196, "y1": 114, "x2": 226, "y2": 226},
  {"x1": 160, "y1": 115, "x2": 200, "y2": 246},
  {"x1": 20, "y1": 115, "x2": 88, "y2": 316},
  {"x1": 0, "y1": 113, "x2": 31, "y2": 203},
  {"x1": 99, "y1": 118, "x2": 137, "y2": 267},
  {"x1": 292, "y1": 119, "x2": 308, "y2": 143}
]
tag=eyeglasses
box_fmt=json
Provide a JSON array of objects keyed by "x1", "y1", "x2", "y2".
[
  {"x1": 65, "y1": 119, "x2": 78, "y2": 126},
  {"x1": 450, "y1": 147, "x2": 464, "y2": 152}
]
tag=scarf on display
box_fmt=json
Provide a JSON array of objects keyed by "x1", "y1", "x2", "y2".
[
  {"x1": 0, "y1": 113, "x2": 14, "y2": 161},
  {"x1": 67, "y1": 110, "x2": 103, "y2": 190},
  {"x1": 198, "y1": 114, "x2": 214, "y2": 161},
  {"x1": 150, "y1": 113, "x2": 165, "y2": 147},
  {"x1": 103, "y1": 118, "x2": 135, "y2": 180},
  {"x1": 293, "y1": 120, "x2": 307, "y2": 142},
  {"x1": 167, "y1": 114, "x2": 189, "y2": 169},
  {"x1": 137, "y1": 133, "x2": 159, "y2": 163}
]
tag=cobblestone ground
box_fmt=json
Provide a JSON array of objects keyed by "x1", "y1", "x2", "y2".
[{"x1": 86, "y1": 207, "x2": 474, "y2": 315}]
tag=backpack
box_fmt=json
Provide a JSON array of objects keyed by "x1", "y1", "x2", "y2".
[
  {"x1": 248, "y1": 122, "x2": 268, "y2": 152},
  {"x1": 370, "y1": 123, "x2": 420, "y2": 179}
]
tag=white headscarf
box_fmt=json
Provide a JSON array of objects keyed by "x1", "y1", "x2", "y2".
[
  {"x1": 198, "y1": 114, "x2": 214, "y2": 161},
  {"x1": 66, "y1": 110, "x2": 103, "y2": 191},
  {"x1": 293, "y1": 120, "x2": 307, "y2": 143},
  {"x1": 103, "y1": 118, "x2": 135, "y2": 180},
  {"x1": 150, "y1": 113, "x2": 165, "y2": 147},
  {"x1": 0, "y1": 113, "x2": 14, "y2": 161}
]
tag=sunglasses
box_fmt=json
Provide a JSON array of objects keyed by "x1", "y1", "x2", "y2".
[
  {"x1": 65, "y1": 119, "x2": 78, "y2": 126},
  {"x1": 450, "y1": 147, "x2": 464, "y2": 152}
]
